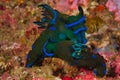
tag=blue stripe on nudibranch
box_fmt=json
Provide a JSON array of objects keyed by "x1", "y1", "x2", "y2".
[
  {"x1": 65, "y1": 16, "x2": 86, "y2": 28},
  {"x1": 26, "y1": 54, "x2": 29, "y2": 60},
  {"x1": 32, "y1": 44, "x2": 35, "y2": 49},
  {"x1": 26, "y1": 62, "x2": 34, "y2": 67},
  {"x1": 73, "y1": 27, "x2": 87, "y2": 34},
  {"x1": 43, "y1": 41, "x2": 54, "y2": 57},
  {"x1": 102, "y1": 63, "x2": 106, "y2": 67},
  {"x1": 93, "y1": 69, "x2": 97, "y2": 75},
  {"x1": 92, "y1": 54, "x2": 97, "y2": 59},
  {"x1": 80, "y1": 31, "x2": 88, "y2": 44},
  {"x1": 82, "y1": 38, "x2": 88, "y2": 44},
  {"x1": 103, "y1": 69, "x2": 107, "y2": 74},
  {"x1": 49, "y1": 26, "x2": 57, "y2": 30},
  {"x1": 50, "y1": 10, "x2": 58, "y2": 24},
  {"x1": 104, "y1": 70, "x2": 107, "y2": 75}
]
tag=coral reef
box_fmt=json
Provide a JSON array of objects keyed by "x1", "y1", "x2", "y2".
[
  {"x1": 48, "y1": 0, "x2": 90, "y2": 15},
  {"x1": 106, "y1": 0, "x2": 120, "y2": 22},
  {"x1": 0, "y1": 0, "x2": 120, "y2": 80}
]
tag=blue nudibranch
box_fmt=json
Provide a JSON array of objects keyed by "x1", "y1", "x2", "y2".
[{"x1": 26, "y1": 4, "x2": 106, "y2": 77}]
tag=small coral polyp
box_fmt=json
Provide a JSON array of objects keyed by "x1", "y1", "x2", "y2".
[{"x1": 25, "y1": 4, "x2": 106, "y2": 77}]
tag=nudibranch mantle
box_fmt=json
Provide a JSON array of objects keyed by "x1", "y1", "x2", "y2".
[{"x1": 26, "y1": 4, "x2": 106, "y2": 77}]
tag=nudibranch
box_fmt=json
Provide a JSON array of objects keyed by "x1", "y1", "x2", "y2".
[{"x1": 26, "y1": 4, "x2": 106, "y2": 77}]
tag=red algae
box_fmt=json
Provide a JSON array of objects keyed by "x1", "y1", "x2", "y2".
[{"x1": 0, "y1": 0, "x2": 120, "y2": 80}]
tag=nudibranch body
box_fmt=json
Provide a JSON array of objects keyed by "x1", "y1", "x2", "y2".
[{"x1": 26, "y1": 4, "x2": 106, "y2": 77}]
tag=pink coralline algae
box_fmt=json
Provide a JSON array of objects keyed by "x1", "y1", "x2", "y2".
[
  {"x1": 74, "y1": 68, "x2": 96, "y2": 80},
  {"x1": 62, "y1": 69, "x2": 96, "y2": 80},
  {"x1": 49, "y1": 0, "x2": 89, "y2": 15},
  {"x1": 112, "y1": 55, "x2": 120, "y2": 75},
  {"x1": 106, "y1": 0, "x2": 120, "y2": 22},
  {"x1": 98, "y1": 51, "x2": 115, "y2": 61},
  {"x1": 0, "y1": 5, "x2": 5, "y2": 10},
  {"x1": 0, "y1": 8, "x2": 17, "y2": 29},
  {"x1": 1, "y1": 72, "x2": 10, "y2": 80}
]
